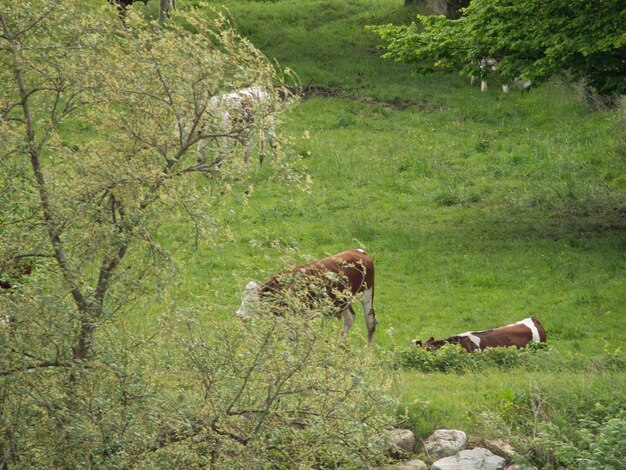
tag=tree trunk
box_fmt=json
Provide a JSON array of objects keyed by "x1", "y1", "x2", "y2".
[
  {"x1": 425, "y1": 0, "x2": 470, "y2": 18},
  {"x1": 158, "y1": 0, "x2": 175, "y2": 25}
]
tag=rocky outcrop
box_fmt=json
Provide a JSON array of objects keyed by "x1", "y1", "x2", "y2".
[{"x1": 386, "y1": 429, "x2": 523, "y2": 469}]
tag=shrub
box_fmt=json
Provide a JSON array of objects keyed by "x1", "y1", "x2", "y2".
[
  {"x1": 398, "y1": 342, "x2": 551, "y2": 373},
  {"x1": 477, "y1": 382, "x2": 625, "y2": 469},
  {"x1": 534, "y1": 415, "x2": 625, "y2": 469},
  {"x1": 0, "y1": 310, "x2": 396, "y2": 468},
  {"x1": 399, "y1": 343, "x2": 472, "y2": 373}
]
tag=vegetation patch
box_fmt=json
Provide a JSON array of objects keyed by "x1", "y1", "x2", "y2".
[{"x1": 397, "y1": 343, "x2": 554, "y2": 373}]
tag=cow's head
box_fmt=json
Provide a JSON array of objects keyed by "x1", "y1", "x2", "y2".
[
  {"x1": 412, "y1": 336, "x2": 450, "y2": 351},
  {"x1": 411, "y1": 336, "x2": 434, "y2": 348},
  {"x1": 236, "y1": 281, "x2": 261, "y2": 319}
]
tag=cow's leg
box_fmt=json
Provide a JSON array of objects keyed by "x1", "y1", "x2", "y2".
[
  {"x1": 242, "y1": 140, "x2": 251, "y2": 170},
  {"x1": 197, "y1": 136, "x2": 225, "y2": 177},
  {"x1": 340, "y1": 306, "x2": 355, "y2": 338},
  {"x1": 258, "y1": 128, "x2": 265, "y2": 165},
  {"x1": 267, "y1": 116, "x2": 280, "y2": 155},
  {"x1": 360, "y1": 287, "x2": 376, "y2": 346},
  {"x1": 212, "y1": 141, "x2": 227, "y2": 177}
]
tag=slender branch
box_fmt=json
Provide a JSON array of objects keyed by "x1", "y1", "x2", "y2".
[
  {"x1": 149, "y1": 50, "x2": 174, "y2": 107},
  {"x1": 1, "y1": 14, "x2": 89, "y2": 316},
  {"x1": 1, "y1": 88, "x2": 43, "y2": 118},
  {"x1": 9, "y1": 3, "x2": 58, "y2": 40},
  {"x1": 0, "y1": 361, "x2": 73, "y2": 377},
  {"x1": 6, "y1": 253, "x2": 53, "y2": 260},
  {"x1": 226, "y1": 323, "x2": 277, "y2": 417},
  {"x1": 251, "y1": 334, "x2": 316, "y2": 435}
]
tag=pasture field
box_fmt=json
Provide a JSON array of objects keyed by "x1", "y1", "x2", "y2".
[{"x1": 142, "y1": 0, "x2": 625, "y2": 463}]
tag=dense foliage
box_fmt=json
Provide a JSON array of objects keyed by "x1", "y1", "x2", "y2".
[
  {"x1": 0, "y1": 1, "x2": 397, "y2": 467},
  {"x1": 1, "y1": 307, "x2": 394, "y2": 467},
  {"x1": 0, "y1": 0, "x2": 287, "y2": 361},
  {"x1": 398, "y1": 342, "x2": 555, "y2": 373},
  {"x1": 371, "y1": 0, "x2": 626, "y2": 98}
]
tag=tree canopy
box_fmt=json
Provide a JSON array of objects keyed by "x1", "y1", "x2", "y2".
[
  {"x1": 1, "y1": 0, "x2": 287, "y2": 359},
  {"x1": 372, "y1": 0, "x2": 626, "y2": 98}
]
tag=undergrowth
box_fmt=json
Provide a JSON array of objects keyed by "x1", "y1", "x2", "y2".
[
  {"x1": 397, "y1": 342, "x2": 552, "y2": 373},
  {"x1": 396, "y1": 343, "x2": 625, "y2": 374}
]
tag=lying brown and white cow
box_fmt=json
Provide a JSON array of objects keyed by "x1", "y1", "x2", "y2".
[
  {"x1": 412, "y1": 317, "x2": 546, "y2": 352},
  {"x1": 236, "y1": 249, "x2": 377, "y2": 345}
]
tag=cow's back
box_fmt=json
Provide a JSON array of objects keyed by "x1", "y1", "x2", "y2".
[
  {"x1": 474, "y1": 317, "x2": 546, "y2": 349},
  {"x1": 260, "y1": 249, "x2": 374, "y2": 309}
]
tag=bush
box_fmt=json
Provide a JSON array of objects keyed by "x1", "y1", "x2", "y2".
[
  {"x1": 534, "y1": 415, "x2": 625, "y2": 469},
  {"x1": 0, "y1": 307, "x2": 396, "y2": 468},
  {"x1": 398, "y1": 342, "x2": 551, "y2": 373},
  {"x1": 477, "y1": 381, "x2": 625, "y2": 469}
]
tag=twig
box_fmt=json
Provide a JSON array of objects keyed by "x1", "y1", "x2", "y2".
[{"x1": 358, "y1": 9, "x2": 398, "y2": 25}]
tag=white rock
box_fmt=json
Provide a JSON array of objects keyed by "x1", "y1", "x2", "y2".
[
  {"x1": 432, "y1": 447, "x2": 507, "y2": 470},
  {"x1": 387, "y1": 428, "x2": 417, "y2": 456},
  {"x1": 423, "y1": 429, "x2": 467, "y2": 459}
]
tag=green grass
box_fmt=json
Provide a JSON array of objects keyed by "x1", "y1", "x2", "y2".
[{"x1": 142, "y1": 0, "x2": 625, "y2": 454}]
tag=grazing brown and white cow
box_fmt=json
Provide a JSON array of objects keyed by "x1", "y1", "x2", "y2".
[
  {"x1": 236, "y1": 249, "x2": 377, "y2": 345},
  {"x1": 412, "y1": 317, "x2": 546, "y2": 352}
]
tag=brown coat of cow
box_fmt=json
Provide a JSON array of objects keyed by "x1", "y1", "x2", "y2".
[
  {"x1": 413, "y1": 317, "x2": 547, "y2": 352},
  {"x1": 237, "y1": 249, "x2": 377, "y2": 345}
]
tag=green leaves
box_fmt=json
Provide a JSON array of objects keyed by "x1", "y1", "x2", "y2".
[{"x1": 370, "y1": 0, "x2": 626, "y2": 97}]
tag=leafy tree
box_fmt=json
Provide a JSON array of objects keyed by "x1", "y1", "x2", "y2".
[
  {"x1": 110, "y1": 0, "x2": 175, "y2": 24},
  {"x1": 0, "y1": 1, "x2": 395, "y2": 466},
  {"x1": 1, "y1": 0, "x2": 283, "y2": 362},
  {"x1": 371, "y1": 0, "x2": 626, "y2": 99}
]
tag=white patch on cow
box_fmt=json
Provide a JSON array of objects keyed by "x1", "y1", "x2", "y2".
[
  {"x1": 356, "y1": 248, "x2": 366, "y2": 254},
  {"x1": 459, "y1": 332, "x2": 482, "y2": 349},
  {"x1": 359, "y1": 287, "x2": 373, "y2": 316},
  {"x1": 359, "y1": 287, "x2": 376, "y2": 345},
  {"x1": 517, "y1": 317, "x2": 541, "y2": 342},
  {"x1": 236, "y1": 281, "x2": 261, "y2": 319}
]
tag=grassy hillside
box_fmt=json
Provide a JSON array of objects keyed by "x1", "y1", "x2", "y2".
[
  {"x1": 163, "y1": 0, "x2": 626, "y2": 351},
  {"x1": 144, "y1": 0, "x2": 625, "y2": 460}
]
